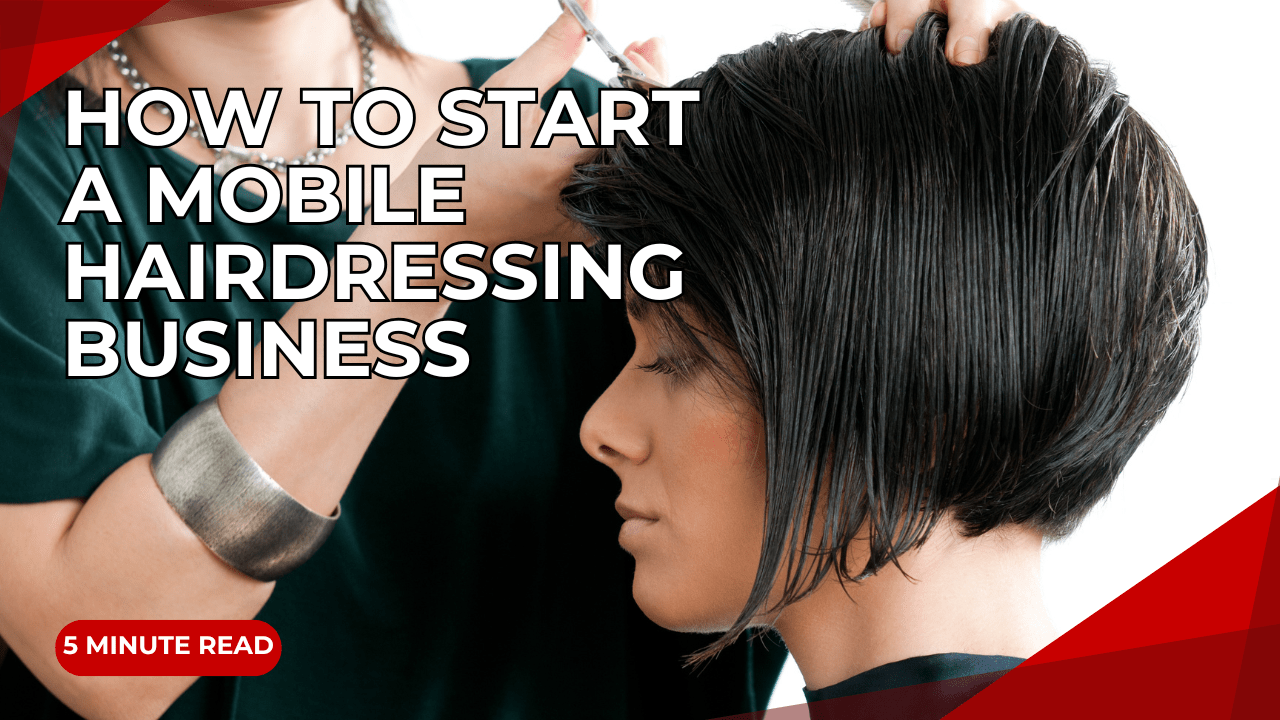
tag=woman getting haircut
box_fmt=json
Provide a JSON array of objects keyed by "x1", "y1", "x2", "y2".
[{"x1": 568, "y1": 12, "x2": 1207, "y2": 711}]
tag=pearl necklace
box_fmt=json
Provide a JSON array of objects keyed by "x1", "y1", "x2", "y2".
[{"x1": 107, "y1": 18, "x2": 376, "y2": 175}]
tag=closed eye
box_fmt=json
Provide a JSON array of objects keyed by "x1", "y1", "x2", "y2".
[
  {"x1": 636, "y1": 357, "x2": 681, "y2": 376},
  {"x1": 635, "y1": 354, "x2": 704, "y2": 386}
]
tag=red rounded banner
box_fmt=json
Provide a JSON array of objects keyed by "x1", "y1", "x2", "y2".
[{"x1": 56, "y1": 620, "x2": 281, "y2": 676}]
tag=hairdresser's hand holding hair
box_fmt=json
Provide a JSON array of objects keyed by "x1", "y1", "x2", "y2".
[
  {"x1": 390, "y1": 10, "x2": 595, "y2": 250},
  {"x1": 860, "y1": 0, "x2": 1023, "y2": 63},
  {"x1": 397, "y1": 22, "x2": 667, "y2": 254}
]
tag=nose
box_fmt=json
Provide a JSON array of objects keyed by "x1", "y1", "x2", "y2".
[{"x1": 580, "y1": 373, "x2": 651, "y2": 469}]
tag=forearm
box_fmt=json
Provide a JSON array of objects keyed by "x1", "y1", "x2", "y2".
[
  {"x1": 0, "y1": 224, "x2": 452, "y2": 718},
  {"x1": 0, "y1": 458, "x2": 268, "y2": 720},
  {"x1": 219, "y1": 222, "x2": 453, "y2": 514}
]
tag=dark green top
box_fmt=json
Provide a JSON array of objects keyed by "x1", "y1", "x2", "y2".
[{"x1": 0, "y1": 59, "x2": 785, "y2": 719}]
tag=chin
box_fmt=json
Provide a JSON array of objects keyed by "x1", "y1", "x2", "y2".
[{"x1": 631, "y1": 564, "x2": 742, "y2": 634}]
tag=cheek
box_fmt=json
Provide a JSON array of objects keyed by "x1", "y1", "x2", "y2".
[
  {"x1": 675, "y1": 409, "x2": 766, "y2": 520},
  {"x1": 631, "y1": 395, "x2": 768, "y2": 633}
]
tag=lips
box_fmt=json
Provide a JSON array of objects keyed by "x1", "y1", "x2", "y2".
[
  {"x1": 615, "y1": 499, "x2": 658, "y2": 523},
  {"x1": 615, "y1": 499, "x2": 659, "y2": 548}
]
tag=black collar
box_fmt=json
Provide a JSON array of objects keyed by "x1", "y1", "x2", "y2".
[{"x1": 803, "y1": 653, "x2": 1024, "y2": 704}]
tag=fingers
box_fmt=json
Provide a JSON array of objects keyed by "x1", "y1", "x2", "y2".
[
  {"x1": 945, "y1": 21, "x2": 988, "y2": 66},
  {"x1": 484, "y1": 1, "x2": 592, "y2": 94},
  {"x1": 869, "y1": 0, "x2": 1027, "y2": 64},
  {"x1": 944, "y1": 0, "x2": 1023, "y2": 66},
  {"x1": 882, "y1": 0, "x2": 930, "y2": 54},
  {"x1": 870, "y1": 1, "x2": 887, "y2": 29},
  {"x1": 624, "y1": 37, "x2": 669, "y2": 86}
]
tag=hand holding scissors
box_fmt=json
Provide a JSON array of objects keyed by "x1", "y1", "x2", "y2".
[{"x1": 557, "y1": 0, "x2": 668, "y2": 90}]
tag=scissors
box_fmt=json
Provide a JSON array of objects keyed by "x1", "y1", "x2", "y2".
[{"x1": 558, "y1": 0, "x2": 667, "y2": 90}]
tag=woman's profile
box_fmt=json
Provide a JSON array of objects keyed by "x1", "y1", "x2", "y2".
[{"x1": 568, "y1": 12, "x2": 1207, "y2": 711}]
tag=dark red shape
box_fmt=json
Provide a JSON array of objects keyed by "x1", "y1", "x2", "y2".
[
  {"x1": 0, "y1": 1, "x2": 44, "y2": 118},
  {"x1": 954, "y1": 629, "x2": 1252, "y2": 718},
  {"x1": 0, "y1": 1, "x2": 168, "y2": 119},
  {"x1": 1231, "y1": 485, "x2": 1280, "y2": 717}
]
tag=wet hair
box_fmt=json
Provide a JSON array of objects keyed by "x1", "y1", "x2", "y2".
[{"x1": 563, "y1": 13, "x2": 1207, "y2": 660}]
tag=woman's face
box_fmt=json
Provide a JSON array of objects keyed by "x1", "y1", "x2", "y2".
[{"x1": 579, "y1": 308, "x2": 768, "y2": 633}]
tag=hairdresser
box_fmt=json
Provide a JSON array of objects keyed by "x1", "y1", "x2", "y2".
[{"x1": 0, "y1": 1, "x2": 1021, "y2": 718}]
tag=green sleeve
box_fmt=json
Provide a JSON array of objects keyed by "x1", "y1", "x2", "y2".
[{"x1": 0, "y1": 101, "x2": 164, "y2": 502}]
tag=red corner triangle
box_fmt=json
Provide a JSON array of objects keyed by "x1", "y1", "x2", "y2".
[
  {"x1": 948, "y1": 487, "x2": 1279, "y2": 719},
  {"x1": 0, "y1": 1, "x2": 297, "y2": 119},
  {"x1": 0, "y1": 1, "x2": 168, "y2": 118},
  {"x1": 23, "y1": 29, "x2": 129, "y2": 99}
]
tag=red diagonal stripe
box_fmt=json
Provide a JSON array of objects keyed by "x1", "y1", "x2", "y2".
[
  {"x1": 23, "y1": 29, "x2": 129, "y2": 99},
  {"x1": 135, "y1": 0, "x2": 296, "y2": 27},
  {"x1": 27, "y1": 1, "x2": 166, "y2": 46},
  {"x1": 0, "y1": 2, "x2": 43, "y2": 117},
  {"x1": 952, "y1": 629, "x2": 1254, "y2": 718},
  {"x1": 1231, "y1": 484, "x2": 1280, "y2": 717}
]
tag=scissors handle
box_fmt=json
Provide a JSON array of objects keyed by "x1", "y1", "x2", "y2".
[{"x1": 557, "y1": 0, "x2": 666, "y2": 90}]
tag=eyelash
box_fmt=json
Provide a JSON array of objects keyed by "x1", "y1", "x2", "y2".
[
  {"x1": 637, "y1": 357, "x2": 682, "y2": 376},
  {"x1": 637, "y1": 355, "x2": 702, "y2": 386}
]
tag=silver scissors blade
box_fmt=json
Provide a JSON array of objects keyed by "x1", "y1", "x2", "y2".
[
  {"x1": 558, "y1": 0, "x2": 666, "y2": 89},
  {"x1": 840, "y1": 0, "x2": 876, "y2": 11}
]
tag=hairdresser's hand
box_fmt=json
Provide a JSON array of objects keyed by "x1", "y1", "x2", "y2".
[
  {"x1": 389, "y1": 2, "x2": 598, "y2": 252},
  {"x1": 860, "y1": 0, "x2": 1023, "y2": 65},
  {"x1": 622, "y1": 37, "x2": 670, "y2": 86}
]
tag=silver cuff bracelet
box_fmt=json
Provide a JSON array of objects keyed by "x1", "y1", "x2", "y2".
[{"x1": 151, "y1": 397, "x2": 340, "y2": 582}]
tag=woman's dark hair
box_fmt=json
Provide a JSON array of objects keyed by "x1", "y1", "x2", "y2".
[{"x1": 563, "y1": 13, "x2": 1207, "y2": 660}]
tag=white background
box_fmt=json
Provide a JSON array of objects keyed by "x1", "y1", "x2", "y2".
[{"x1": 385, "y1": 0, "x2": 1280, "y2": 710}]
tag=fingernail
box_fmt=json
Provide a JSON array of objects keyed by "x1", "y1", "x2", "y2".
[
  {"x1": 896, "y1": 29, "x2": 912, "y2": 51},
  {"x1": 954, "y1": 35, "x2": 981, "y2": 65}
]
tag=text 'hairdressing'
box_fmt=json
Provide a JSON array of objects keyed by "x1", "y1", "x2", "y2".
[{"x1": 64, "y1": 242, "x2": 682, "y2": 380}]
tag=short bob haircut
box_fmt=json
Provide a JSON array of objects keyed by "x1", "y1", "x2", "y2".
[{"x1": 563, "y1": 13, "x2": 1207, "y2": 658}]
